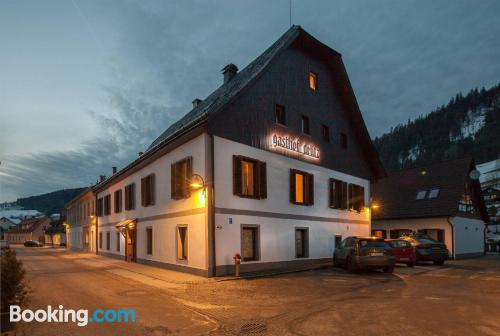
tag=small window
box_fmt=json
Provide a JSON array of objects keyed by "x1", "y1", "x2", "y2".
[
  {"x1": 124, "y1": 183, "x2": 135, "y2": 210},
  {"x1": 106, "y1": 232, "x2": 110, "y2": 250},
  {"x1": 171, "y1": 157, "x2": 192, "y2": 200},
  {"x1": 97, "y1": 198, "x2": 104, "y2": 217},
  {"x1": 233, "y1": 156, "x2": 267, "y2": 199},
  {"x1": 428, "y1": 188, "x2": 440, "y2": 199},
  {"x1": 301, "y1": 115, "x2": 310, "y2": 134},
  {"x1": 416, "y1": 190, "x2": 427, "y2": 200},
  {"x1": 340, "y1": 133, "x2": 348, "y2": 149},
  {"x1": 103, "y1": 195, "x2": 111, "y2": 216},
  {"x1": 146, "y1": 227, "x2": 152, "y2": 255},
  {"x1": 141, "y1": 174, "x2": 155, "y2": 206},
  {"x1": 241, "y1": 225, "x2": 259, "y2": 261},
  {"x1": 309, "y1": 72, "x2": 317, "y2": 91},
  {"x1": 295, "y1": 228, "x2": 309, "y2": 258},
  {"x1": 322, "y1": 124, "x2": 330, "y2": 142},
  {"x1": 114, "y1": 189, "x2": 122, "y2": 213},
  {"x1": 290, "y1": 169, "x2": 314, "y2": 205},
  {"x1": 99, "y1": 232, "x2": 102, "y2": 249},
  {"x1": 177, "y1": 226, "x2": 188, "y2": 260},
  {"x1": 116, "y1": 232, "x2": 120, "y2": 252},
  {"x1": 372, "y1": 230, "x2": 387, "y2": 239},
  {"x1": 329, "y1": 178, "x2": 348, "y2": 209},
  {"x1": 275, "y1": 104, "x2": 286, "y2": 125}
]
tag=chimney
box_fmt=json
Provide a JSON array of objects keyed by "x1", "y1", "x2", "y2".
[
  {"x1": 222, "y1": 63, "x2": 238, "y2": 84},
  {"x1": 138, "y1": 152, "x2": 144, "y2": 157},
  {"x1": 192, "y1": 98, "x2": 202, "y2": 108},
  {"x1": 112, "y1": 166, "x2": 117, "y2": 175},
  {"x1": 99, "y1": 175, "x2": 106, "y2": 182}
]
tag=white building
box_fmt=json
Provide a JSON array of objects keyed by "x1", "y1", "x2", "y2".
[
  {"x1": 64, "y1": 188, "x2": 96, "y2": 252},
  {"x1": 372, "y1": 158, "x2": 489, "y2": 259},
  {"x1": 93, "y1": 26, "x2": 385, "y2": 276}
]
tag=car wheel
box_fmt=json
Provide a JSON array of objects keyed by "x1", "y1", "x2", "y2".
[
  {"x1": 383, "y1": 266, "x2": 394, "y2": 273},
  {"x1": 346, "y1": 257, "x2": 356, "y2": 272},
  {"x1": 433, "y1": 260, "x2": 445, "y2": 265},
  {"x1": 406, "y1": 262, "x2": 415, "y2": 268}
]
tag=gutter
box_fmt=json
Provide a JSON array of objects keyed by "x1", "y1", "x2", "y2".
[
  {"x1": 446, "y1": 216, "x2": 455, "y2": 259},
  {"x1": 95, "y1": 193, "x2": 99, "y2": 256}
]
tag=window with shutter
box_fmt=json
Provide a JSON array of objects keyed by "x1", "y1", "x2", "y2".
[
  {"x1": 103, "y1": 195, "x2": 111, "y2": 216},
  {"x1": 124, "y1": 183, "x2": 135, "y2": 210},
  {"x1": 329, "y1": 179, "x2": 348, "y2": 210},
  {"x1": 233, "y1": 155, "x2": 267, "y2": 199},
  {"x1": 348, "y1": 184, "x2": 365, "y2": 212},
  {"x1": 114, "y1": 189, "x2": 122, "y2": 213},
  {"x1": 171, "y1": 157, "x2": 193, "y2": 200},
  {"x1": 97, "y1": 198, "x2": 104, "y2": 217},
  {"x1": 141, "y1": 174, "x2": 155, "y2": 207},
  {"x1": 290, "y1": 169, "x2": 314, "y2": 205}
]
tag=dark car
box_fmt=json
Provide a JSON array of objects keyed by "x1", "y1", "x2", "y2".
[
  {"x1": 386, "y1": 239, "x2": 416, "y2": 267},
  {"x1": 333, "y1": 236, "x2": 395, "y2": 273},
  {"x1": 400, "y1": 233, "x2": 449, "y2": 265},
  {"x1": 24, "y1": 240, "x2": 44, "y2": 247}
]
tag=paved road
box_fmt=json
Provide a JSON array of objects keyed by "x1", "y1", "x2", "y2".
[{"x1": 11, "y1": 247, "x2": 500, "y2": 336}]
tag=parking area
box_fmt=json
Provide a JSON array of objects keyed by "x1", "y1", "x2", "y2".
[{"x1": 11, "y1": 247, "x2": 500, "y2": 336}]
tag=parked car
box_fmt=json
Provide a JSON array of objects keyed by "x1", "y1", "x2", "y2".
[
  {"x1": 24, "y1": 240, "x2": 44, "y2": 247},
  {"x1": 0, "y1": 240, "x2": 9, "y2": 250},
  {"x1": 400, "y1": 233, "x2": 448, "y2": 265},
  {"x1": 386, "y1": 239, "x2": 416, "y2": 267},
  {"x1": 333, "y1": 236, "x2": 395, "y2": 273}
]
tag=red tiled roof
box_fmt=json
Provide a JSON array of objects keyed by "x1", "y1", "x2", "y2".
[{"x1": 7, "y1": 216, "x2": 49, "y2": 234}]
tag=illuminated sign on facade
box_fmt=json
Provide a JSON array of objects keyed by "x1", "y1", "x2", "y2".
[{"x1": 270, "y1": 134, "x2": 320, "y2": 160}]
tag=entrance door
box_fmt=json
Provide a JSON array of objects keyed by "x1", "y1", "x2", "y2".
[{"x1": 125, "y1": 227, "x2": 136, "y2": 262}]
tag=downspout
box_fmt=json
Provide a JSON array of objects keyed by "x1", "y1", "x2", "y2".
[
  {"x1": 95, "y1": 194, "x2": 99, "y2": 256},
  {"x1": 208, "y1": 134, "x2": 216, "y2": 277},
  {"x1": 446, "y1": 216, "x2": 455, "y2": 260}
]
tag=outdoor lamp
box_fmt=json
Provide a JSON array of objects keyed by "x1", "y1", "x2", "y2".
[{"x1": 190, "y1": 174, "x2": 207, "y2": 197}]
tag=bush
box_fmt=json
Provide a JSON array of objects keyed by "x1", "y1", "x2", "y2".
[{"x1": 1, "y1": 250, "x2": 28, "y2": 313}]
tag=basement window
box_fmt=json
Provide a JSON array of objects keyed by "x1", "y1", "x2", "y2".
[{"x1": 177, "y1": 226, "x2": 188, "y2": 260}]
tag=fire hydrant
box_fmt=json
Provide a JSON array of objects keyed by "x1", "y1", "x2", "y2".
[{"x1": 233, "y1": 253, "x2": 241, "y2": 277}]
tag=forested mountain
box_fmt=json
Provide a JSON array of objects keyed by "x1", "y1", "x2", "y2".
[
  {"x1": 16, "y1": 188, "x2": 85, "y2": 215},
  {"x1": 374, "y1": 84, "x2": 500, "y2": 172}
]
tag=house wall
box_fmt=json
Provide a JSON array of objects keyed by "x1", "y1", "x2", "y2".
[
  {"x1": 452, "y1": 216, "x2": 485, "y2": 257},
  {"x1": 65, "y1": 190, "x2": 95, "y2": 252},
  {"x1": 96, "y1": 133, "x2": 209, "y2": 275},
  {"x1": 214, "y1": 136, "x2": 370, "y2": 274},
  {"x1": 5, "y1": 233, "x2": 32, "y2": 244},
  {"x1": 372, "y1": 218, "x2": 453, "y2": 255}
]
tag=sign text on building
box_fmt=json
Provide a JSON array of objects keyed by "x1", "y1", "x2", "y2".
[{"x1": 271, "y1": 134, "x2": 320, "y2": 160}]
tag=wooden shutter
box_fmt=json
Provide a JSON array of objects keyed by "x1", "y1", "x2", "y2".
[
  {"x1": 171, "y1": 162, "x2": 177, "y2": 199},
  {"x1": 307, "y1": 173, "x2": 314, "y2": 205},
  {"x1": 290, "y1": 169, "x2": 296, "y2": 203},
  {"x1": 124, "y1": 186, "x2": 129, "y2": 210},
  {"x1": 149, "y1": 174, "x2": 155, "y2": 205},
  {"x1": 186, "y1": 157, "x2": 193, "y2": 198},
  {"x1": 141, "y1": 177, "x2": 146, "y2": 206},
  {"x1": 130, "y1": 184, "x2": 135, "y2": 209},
  {"x1": 341, "y1": 182, "x2": 348, "y2": 209},
  {"x1": 359, "y1": 186, "x2": 365, "y2": 211},
  {"x1": 233, "y1": 156, "x2": 242, "y2": 196},
  {"x1": 258, "y1": 161, "x2": 267, "y2": 199}
]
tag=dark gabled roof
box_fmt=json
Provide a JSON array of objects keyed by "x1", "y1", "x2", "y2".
[
  {"x1": 372, "y1": 158, "x2": 488, "y2": 221},
  {"x1": 64, "y1": 187, "x2": 93, "y2": 209},
  {"x1": 7, "y1": 216, "x2": 49, "y2": 234},
  {"x1": 95, "y1": 25, "x2": 385, "y2": 191}
]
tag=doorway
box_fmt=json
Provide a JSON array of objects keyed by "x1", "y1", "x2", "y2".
[{"x1": 125, "y1": 226, "x2": 136, "y2": 262}]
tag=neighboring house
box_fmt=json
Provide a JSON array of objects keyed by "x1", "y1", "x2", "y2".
[
  {"x1": 4, "y1": 216, "x2": 51, "y2": 244},
  {"x1": 372, "y1": 158, "x2": 489, "y2": 259},
  {"x1": 477, "y1": 159, "x2": 500, "y2": 232},
  {"x1": 93, "y1": 25, "x2": 385, "y2": 277},
  {"x1": 44, "y1": 225, "x2": 67, "y2": 246},
  {"x1": 0, "y1": 217, "x2": 16, "y2": 231},
  {"x1": 64, "y1": 187, "x2": 96, "y2": 252}
]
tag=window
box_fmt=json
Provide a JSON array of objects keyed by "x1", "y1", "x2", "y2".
[
  {"x1": 116, "y1": 232, "x2": 120, "y2": 252},
  {"x1": 416, "y1": 190, "x2": 427, "y2": 200},
  {"x1": 141, "y1": 174, "x2": 155, "y2": 206},
  {"x1": 348, "y1": 184, "x2": 365, "y2": 212},
  {"x1": 233, "y1": 155, "x2": 267, "y2": 199},
  {"x1": 124, "y1": 183, "x2": 135, "y2": 210},
  {"x1": 459, "y1": 182, "x2": 475, "y2": 214},
  {"x1": 146, "y1": 227, "x2": 152, "y2": 255},
  {"x1": 106, "y1": 232, "x2": 110, "y2": 250},
  {"x1": 103, "y1": 195, "x2": 111, "y2": 216},
  {"x1": 241, "y1": 225, "x2": 259, "y2": 261},
  {"x1": 99, "y1": 232, "x2": 102, "y2": 249},
  {"x1": 309, "y1": 72, "x2": 317, "y2": 91},
  {"x1": 340, "y1": 133, "x2": 348, "y2": 149},
  {"x1": 301, "y1": 115, "x2": 310, "y2": 134},
  {"x1": 322, "y1": 124, "x2": 329, "y2": 142},
  {"x1": 428, "y1": 188, "x2": 440, "y2": 199},
  {"x1": 329, "y1": 178, "x2": 348, "y2": 209},
  {"x1": 171, "y1": 157, "x2": 192, "y2": 200},
  {"x1": 97, "y1": 198, "x2": 103, "y2": 217},
  {"x1": 114, "y1": 189, "x2": 122, "y2": 213},
  {"x1": 275, "y1": 104, "x2": 286, "y2": 125},
  {"x1": 295, "y1": 228, "x2": 309, "y2": 258},
  {"x1": 290, "y1": 169, "x2": 314, "y2": 205},
  {"x1": 372, "y1": 230, "x2": 387, "y2": 239},
  {"x1": 177, "y1": 226, "x2": 188, "y2": 260}
]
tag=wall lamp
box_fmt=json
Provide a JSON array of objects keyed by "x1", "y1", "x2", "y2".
[{"x1": 190, "y1": 174, "x2": 207, "y2": 197}]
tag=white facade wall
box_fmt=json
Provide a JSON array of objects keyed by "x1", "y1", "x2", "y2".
[
  {"x1": 214, "y1": 136, "x2": 371, "y2": 268},
  {"x1": 97, "y1": 134, "x2": 209, "y2": 273},
  {"x1": 452, "y1": 216, "x2": 484, "y2": 256}
]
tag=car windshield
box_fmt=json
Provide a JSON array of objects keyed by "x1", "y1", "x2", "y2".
[
  {"x1": 358, "y1": 239, "x2": 388, "y2": 248},
  {"x1": 388, "y1": 240, "x2": 412, "y2": 248},
  {"x1": 417, "y1": 238, "x2": 439, "y2": 244}
]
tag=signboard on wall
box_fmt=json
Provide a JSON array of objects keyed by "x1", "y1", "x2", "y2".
[{"x1": 270, "y1": 133, "x2": 320, "y2": 161}]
